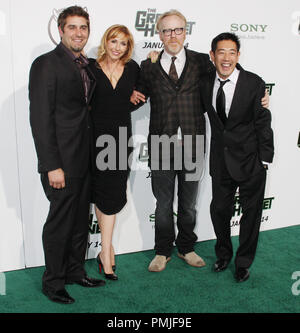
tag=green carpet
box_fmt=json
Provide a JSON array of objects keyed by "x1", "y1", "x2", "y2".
[{"x1": 1, "y1": 225, "x2": 300, "y2": 314}]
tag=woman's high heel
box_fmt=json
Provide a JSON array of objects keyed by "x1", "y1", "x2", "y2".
[
  {"x1": 97, "y1": 254, "x2": 116, "y2": 272},
  {"x1": 110, "y1": 246, "x2": 116, "y2": 272},
  {"x1": 97, "y1": 255, "x2": 118, "y2": 281}
]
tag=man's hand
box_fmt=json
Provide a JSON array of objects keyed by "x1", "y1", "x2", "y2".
[
  {"x1": 261, "y1": 89, "x2": 269, "y2": 108},
  {"x1": 130, "y1": 90, "x2": 146, "y2": 105},
  {"x1": 48, "y1": 168, "x2": 65, "y2": 189}
]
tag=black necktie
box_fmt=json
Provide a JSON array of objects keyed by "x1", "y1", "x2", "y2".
[
  {"x1": 216, "y1": 79, "x2": 230, "y2": 124},
  {"x1": 169, "y1": 56, "x2": 178, "y2": 82},
  {"x1": 75, "y1": 56, "x2": 91, "y2": 102}
]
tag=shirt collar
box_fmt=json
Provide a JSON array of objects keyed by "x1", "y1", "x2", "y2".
[
  {"x1": 216, "y1": 66, "x2": 240, "y2": 84},
  {"x1": 162, "y1": 47, "x2": 186, "y2": 63},
  {"x1": 59, "y1": 42, "x2": 89, "y2": 65}
]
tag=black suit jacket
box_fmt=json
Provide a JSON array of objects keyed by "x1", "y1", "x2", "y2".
[
  {"x1": 136, "y1": 48, "x2": 214, "y2": 160},
  {"x1": 29, "y1": 43, "x2": 96, "y2": 177},
  {"x1": 200, "y1": 64, "x2": 274, "y2": 182}
]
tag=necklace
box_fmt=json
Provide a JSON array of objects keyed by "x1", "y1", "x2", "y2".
[{"x1": 102, "y1": 60, "x2": 120, "y2": 83}]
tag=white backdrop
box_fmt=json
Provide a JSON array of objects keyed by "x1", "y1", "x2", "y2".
[{"x1": 0, "y1": 0, "x2": 299, "y2": 271}]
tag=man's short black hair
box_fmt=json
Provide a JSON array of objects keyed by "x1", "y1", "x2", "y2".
[{"x1": 211, "y1": 32, "x2": 241, "y2": 53}]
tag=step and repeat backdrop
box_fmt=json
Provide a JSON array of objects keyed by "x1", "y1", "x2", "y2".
[{"x1": 0, "y1": 0, "x2": 300, "y2": 271}]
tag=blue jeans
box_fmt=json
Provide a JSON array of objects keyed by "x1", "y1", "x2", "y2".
[{"x1": 151, "y1": 168, "x2": 199, "y2": 257}]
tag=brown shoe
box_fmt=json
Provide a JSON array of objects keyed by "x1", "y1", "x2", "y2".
[
  {"x1": 148, "y1": 255, "x2": 171, "y2": 272},
  {"x1": 178, "y1": 251, "x2": 206, "y2": 267}
]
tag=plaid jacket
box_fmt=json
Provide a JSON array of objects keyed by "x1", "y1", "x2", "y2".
[{"x1": 136, "y1": 48, "x2": 215, "y2": 161}]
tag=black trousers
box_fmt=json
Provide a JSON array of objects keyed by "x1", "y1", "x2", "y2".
[
  {"x1": 151, "y1": 167, "x2": 199, "y2": 257},
  {"x1": 41, "y1": 172, "x2": 91, "y2": 292},
  {"x1": 210, "y1": 167, "x2": 266, "y2": 269}
]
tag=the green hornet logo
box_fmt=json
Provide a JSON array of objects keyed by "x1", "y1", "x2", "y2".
[
  {"x1": 149, "y1": 212, "x2": 178, "y2": 223},
  {"x1": 135, "y1": 9, "x2": 195, "y2": 37},
  {"x1": 139, "y1": 142, "x2": 148, "y2": 162},
  {"x1": 149, "y1": 196, "x2": 274, "y2": 223},
  {"x1": 265, "y1": 83, "x2": 275, "y2": 96},
  {"x1": 89, "y1": 214, "x2": 100, "y2": 234},
  {"x1": 233, "y1": 196, "x2": 274, "y2": 217}
]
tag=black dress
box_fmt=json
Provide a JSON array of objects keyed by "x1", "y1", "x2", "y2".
[{"x1": 89, "y1": 58, "x2": 140, "y2": 215}]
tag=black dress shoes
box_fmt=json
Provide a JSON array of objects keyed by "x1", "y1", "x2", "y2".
[
  {"x1": 214, "y1": 259, "x2": 230, "y2": 272},
  {"x1": 235, "y1": 267, "x2": 250, "y2": 282},
  {"x1": 69, "y1": 275, "x2": 106, "y2": 287},
  {"x1": 42, "y1": 288, "x2": 75, "y2": 304}
]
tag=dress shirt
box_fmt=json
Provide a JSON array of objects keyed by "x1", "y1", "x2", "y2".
[
  {"x1": 212, "y1": 67, "x2": 240, "y2": 117},
  {"x1": 160, "y1": 47, "x2": 186, "y2": 79},
  {"x1": 160, "y1": 47, "x2": 186, "y2": 139}
]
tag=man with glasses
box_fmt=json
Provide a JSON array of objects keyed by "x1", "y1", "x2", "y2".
[
  {"x1": 132, "y1": 10, "x2": 270, "y2": 274},
  {"x1": 135, "y1": 10, "x2": 215, "y2": 272}
]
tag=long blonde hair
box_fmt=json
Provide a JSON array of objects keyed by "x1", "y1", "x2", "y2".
[{"x1": 97, "y1": 25, "x2": 134, "y2": 64}]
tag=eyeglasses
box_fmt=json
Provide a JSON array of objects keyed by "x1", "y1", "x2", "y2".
[{"x1": 161, "y1": 28, "x2": 185, "y2": 36}]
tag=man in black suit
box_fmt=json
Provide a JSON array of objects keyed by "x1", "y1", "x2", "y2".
[
  {"x1": 200, "y1": 33, "x2": 274, "y2": 282},
  {"x1": 134, "y1": 10, "x2": 215, "y2": 272},
  {"x1": 29, "y1": 6, "x2": 105, "y2": 304}
]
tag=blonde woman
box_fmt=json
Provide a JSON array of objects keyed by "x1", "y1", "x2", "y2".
[{"x1": 89, "y1": 25, "x2": 143, "y2": 280}]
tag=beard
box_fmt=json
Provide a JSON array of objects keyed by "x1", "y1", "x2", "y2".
[
  {"x1": 165, "y1": 39, "x2": 183, "y2": 55},
  {"x1": 70, "y1": 45, "x2": 85, "y2": 53}
]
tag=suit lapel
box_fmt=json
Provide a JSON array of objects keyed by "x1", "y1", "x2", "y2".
[
  {"x1": 156, "y1": 48, "x2": 192, "y2": 92},
  {"x1": 86, "y1": 66, "x2": 96, "y2": 105},
  {"x1": 55, "y1": 43, "x2": 90, "y2": 104},
  {"x1": 205, "y1": 71, "x2": 225, "y2": 130},
  {"x1": 154, "y1": 50, "x2": 176, "y2": 92},
  {"x1": 155, "y1": 48, "x2": 199, "y2": 92},
  {"x1": 226, "y1": 65, "x2": 246, "y2": 126},
  {"x1": 180, "y1": 49, "x2": 195, "y2": 87},
  {"x1": 207, "y1": 73, "x2": 215, "y2": 111},
  {"x1": 56, "y1": 43, "x2": 83, "y2": 83}
]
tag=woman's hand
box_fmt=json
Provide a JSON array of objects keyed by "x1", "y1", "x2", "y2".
[{"x1": 130, "y1": 90, "x2": 146, "y2": 105}]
